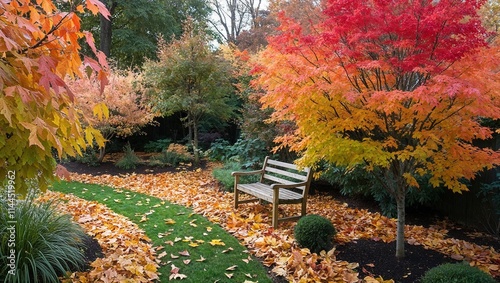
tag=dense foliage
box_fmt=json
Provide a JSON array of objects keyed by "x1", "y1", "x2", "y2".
[
  {"x1": 143, "y1": 20, "x2": 237, "y2": 164},
  {"x1": 0, "y1": 0, "x2": 109, "y2": 195},
  {"x1": 421, "y1": 263, "x2": 497, "y2": 283},
  {"x1": 253, "y1": 0, "x2": 500, "y2": 257},
  {"x1": 294, "y1": 214, "x2": 336, "y2": 254},
  {"x1": 0, "y1": 194, "x2": 87, "y2": 282}
]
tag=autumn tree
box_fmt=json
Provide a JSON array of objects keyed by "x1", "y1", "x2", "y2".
[
  {"x1": 252, "y1": 0, "x2": 500, "y2": 258},
  {"x1": 0, "y1": 0, "x2": 109, "y2": 195},
  {"x1": 67, "y1": 67, "x2": 158, "y2": 162},
  {"x1": 143, "y1": 20, "x2": 237, "y2": 164}
]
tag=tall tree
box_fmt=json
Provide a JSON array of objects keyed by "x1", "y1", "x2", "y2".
[
  {"x1": 83, "y1": 0, "x2": 211, "y2": 68},
  {"x1": 0, "y1": 0, "x2": 109, "y2": 195},
  {"x1": 209, "y1": 0, "x2": 265, "y2": 44},
  {"x1": 143, "y1": 20, "x2": 237, "y2": 164},
  {"x1": 67, "y1": 67, "x2": 158, "y2": 162},
  {"x1": 253, "y1": 0, "x2": 500, "y2": 258}
]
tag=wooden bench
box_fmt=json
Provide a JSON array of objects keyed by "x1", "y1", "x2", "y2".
[{"x1": 231, "y1": 156, "x2": 313, "y2": 228}]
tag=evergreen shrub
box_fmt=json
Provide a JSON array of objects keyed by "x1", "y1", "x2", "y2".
[{"x1": 294, "y1": 214, "x2": 336, "y2": 254}]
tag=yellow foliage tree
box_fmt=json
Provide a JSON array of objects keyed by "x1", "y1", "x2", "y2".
[{"x1": 0, "y1": 0, "x2": 109, "y2": 195}]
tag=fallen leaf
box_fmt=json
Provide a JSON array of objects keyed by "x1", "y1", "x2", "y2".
[
  {"x1": 165, "y1": 218, "x2": 176, "y2": 225},
  {"x1": 209, "y1": 239, "x2": 225, "y2": 246},
  {"x1": 179, "y1": 250, "x2": 190, "y2": 257}
]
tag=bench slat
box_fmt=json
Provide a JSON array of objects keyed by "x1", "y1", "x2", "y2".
[
  {"x1": 237, "y1": 183, "x2": 303, "y2": 204},
  {"x1": 264, "y1": 166, "x2": 309, "y2": 182},
  {"x1": 262, "y1": 174, "x2": 304, "y2": 187},
  {"x1": 266, "y1": 159, "x2": 300, "y2": 170}
]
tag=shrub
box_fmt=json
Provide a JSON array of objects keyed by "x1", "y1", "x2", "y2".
[
  {"x1": 320, "y1": 163, "x2": 444, "y2": 217},
  {"x1": 144, "y1": 138, "x2": 172, "y2": 153},
  {"x1": 477, "y1": 173, "x2": 500, "y2": 236},
  {"x1": 421, "y1": 263, "x2": 496, "y2": 283},
  {"x1": 149, "y1": 143, "x2": 193, "y2": 167},
  {"x1": 115, "y1": 143, "x2": 141, "y2": 169},
  {"x1": 294, "y1": 214, "x2": 336, "y2": 254},
  {"x1": 0, "y1": 193, "x2": 87, "y2": 283},
  {"x1": 212, "y1": 162, "x2": 260, "y2": 192},
  {"x1": 72, "y1": 146, "x2": 100, "y2": 166},
  {"x1": 208, "y1": 138, "x2": 271, "y2": 169}
]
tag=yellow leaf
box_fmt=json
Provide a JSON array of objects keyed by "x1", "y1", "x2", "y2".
[
  {"x1": 209, "y1": 239, "x2": 225, "y2": 246},
  {"x1": 92, "y1": 102, "x2": 109, "y2": 120},
  {"x1": 165, "y1": 218, "x2": 176, "y2": 225}
]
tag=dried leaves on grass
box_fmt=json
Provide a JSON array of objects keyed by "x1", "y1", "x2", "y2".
[
  {"x1": 37, "y1": 191, "x2": 159, "y2": 282},
  {"x1": 69, "y1": 167, "x2": 499, "y2": 282}
]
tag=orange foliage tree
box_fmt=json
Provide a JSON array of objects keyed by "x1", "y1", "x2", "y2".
[
  {"x1": 253, "y1": 0, "x2": 500, "y2": 257},
  {"x1": 0, "y1": 0, "x2": 109, "y2": 195},
  {"x1": 67, "y1": 67, "x2": 158, "y2": 162}
]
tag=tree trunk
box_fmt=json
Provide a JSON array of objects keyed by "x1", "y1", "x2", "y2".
[
  {"x1": 99, "y1": 1, "x2": 117, "y2": 57},
  {"x1": 395, "y1": 187, "x2": 406, "y2": 258},
  {"x1": 98, "y1": 144, "x2": 106, "y2": 163},
  {"x1": 99, "y1": 15, "x2": 112, "y2": 57},
  {"x1": 192, "y1": 118, "x2": 199, "y2": 165}
]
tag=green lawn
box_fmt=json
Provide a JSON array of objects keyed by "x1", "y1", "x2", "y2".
[{"x1": 51, "y1": 181, "x2": 273, "y2": 283}]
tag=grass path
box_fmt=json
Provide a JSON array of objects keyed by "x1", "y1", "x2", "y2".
[{"x1": 51, "y1": 181, "x2": 272, "y2": 283}]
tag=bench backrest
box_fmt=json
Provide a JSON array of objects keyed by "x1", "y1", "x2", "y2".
[{"x1": 260, "y1": 156, "x2": 313, "y2": 197}]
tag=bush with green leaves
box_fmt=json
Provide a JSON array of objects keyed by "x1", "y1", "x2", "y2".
[
  {"x1": 477, "y1": 172, "x2": 500, "y2": 236},
  {"x1": 294, "y1": 214, "x2": 336, "y2": 254},
  {"x1": 208, "y1": 138, "x2": 271, "y2": 169},
  {"x1": 0, "y1": 192, "x2": 87, "y2": 283},
  {"x1": 421, "y1": 263, "x2": 496, "y2": 283},
  {"x1": 144, "y1": 138, "x2": 172, "y2": 153},
  {"x1": 320, "y1": 163, "x2": 444, "y2": 217},
  {"x1": 71, "y1": 146, "x2": 100, "y2": 166},
  {"x1": 115, "y1": 143, "x2": 141, "y2": 169},
  {"x1": 149, "y1": 143, "x2": 193, "y2": 167},
  {"x1": 212, "y1": 162, "x2": 260, "y2": 192}
]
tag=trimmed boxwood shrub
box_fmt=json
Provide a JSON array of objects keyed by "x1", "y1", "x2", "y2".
[
  {"x1": 421, "y1": 263, "x2": 496, "y2": 283},
  {"x1": 294, "y1": 214, "x2": 336, "y2": 254}
]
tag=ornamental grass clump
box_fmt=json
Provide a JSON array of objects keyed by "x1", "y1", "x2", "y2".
[
  {"x1": 421, "y1": 263, "x2": 496, "y2": 283},
  {"x1": 0, "y1": 193, "x2": 87, "y2": 283},
  {"x1": 294, "y1": 214, "x2": 336, "y2": 254}
]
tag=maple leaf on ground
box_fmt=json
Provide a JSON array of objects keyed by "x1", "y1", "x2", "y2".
[{"x1": 169, "y1": 264, "x2": 187, "y2": 280}]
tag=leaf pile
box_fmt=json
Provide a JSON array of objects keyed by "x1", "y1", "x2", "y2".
[
  {"x1": 38, "y1": 191, "x2": 159, "y2": 282},
  {"x1": 70, "y1": 168, "x2": 500, "y2": 282}
]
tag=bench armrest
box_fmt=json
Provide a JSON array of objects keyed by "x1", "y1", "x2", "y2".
[
  {"x1": 270, "y1": 182, "x2": 308, "y2": 190},
  {"x1": 231, "y1": 169, "x2": 263, "y2": 177}
]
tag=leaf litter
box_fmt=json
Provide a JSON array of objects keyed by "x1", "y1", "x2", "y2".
[{"x1": 58, "y1": 166, "x2": 499, "y2": 282}]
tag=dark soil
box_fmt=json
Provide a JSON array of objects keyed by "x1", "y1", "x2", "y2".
[
  {"x1": 79, "y1": 234, "x2": 104, "y2": 271},
  {"x1": 63, "y1": 158, "x2": 500, "y2": 283}
]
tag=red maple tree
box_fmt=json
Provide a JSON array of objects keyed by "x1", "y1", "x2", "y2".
[{"x1": 253, "y1": 0, "x2": 500, "y2": 257}]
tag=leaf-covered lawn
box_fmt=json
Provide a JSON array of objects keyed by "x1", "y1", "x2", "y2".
[
  {"x1": 38, "y1": 190, "x2": 159, "y2": 282},
  {"x1": 49, "y1": 181, "x2": 272, "y2": 283},
  {"x1": 58, "y1": 166, "x2": 499, "y2": 282}
]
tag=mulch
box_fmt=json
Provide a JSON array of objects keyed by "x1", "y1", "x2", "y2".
[{"x1": 63, "y1": 159, "x2": 500, "y2": 283}]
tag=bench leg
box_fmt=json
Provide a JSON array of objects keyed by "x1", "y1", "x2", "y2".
[
  {"x1": 301, "y1": 200, "x2": 306, "y2": 216},
  {"x1": 272, "y1": 201, "x2": 279, "y2": 229},
  {"x1": 234, "y1": 188, "x2": 239, "y2": 209}
]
